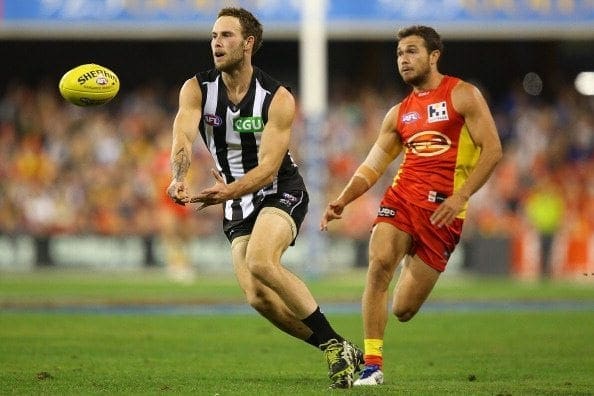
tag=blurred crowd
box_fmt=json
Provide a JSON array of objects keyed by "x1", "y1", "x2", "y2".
[
  {"x1": 1, "y1": 77, "x2": 593, "y2": 274},
  {"x1": 466, "y1": 82, "x2": 594, "y2": 275}
]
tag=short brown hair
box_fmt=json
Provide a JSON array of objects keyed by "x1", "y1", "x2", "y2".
[
  {"x1": 396, "y1": 25, "x2": 443, "y2": 54},
  {"x1": 218, "y1": 7, "x2": 263, "y2": 54}
]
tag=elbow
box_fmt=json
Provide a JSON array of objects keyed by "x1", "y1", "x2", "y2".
[
  {"x1": 263, "y1": 173, "x2": 276, "y2": 185},
  {"x1": 485, "y1": 140, "x2": 503, "y2": 166},
  {"x1": 262, "y1": 163, "x2": 280, "y2": 185},
  {"x1": 493, "y1": 145, "x2": 503, "y2": 165},
  {"x1": 252, "y1": 168, "x2": 278, "y2": 188}
]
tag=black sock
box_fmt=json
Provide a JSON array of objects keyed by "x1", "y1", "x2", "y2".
[
  {"x1": 301, "y1": 306, "x2": 344, "y2": 349},
  {"x1": 305, "y1": 334, "x2": 319, "y2": 348}
]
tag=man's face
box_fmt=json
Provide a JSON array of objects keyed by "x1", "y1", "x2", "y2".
[
  {"x1": 211, "y1": 16, "x2": 246, "y2": 72},
  {"x1": 396, "y1": 35, "x2": 433, "y2": 87}
]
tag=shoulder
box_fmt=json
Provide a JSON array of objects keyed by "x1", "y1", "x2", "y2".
[
  {"x1": 196, "y1": 68, "x2": 219, "y2": 84},
  {"x1": 254, "y1": 67, "x2": 289, "y2": 94},
  {"x1": 379, "y1": 103, "x2": 401, "y2": 134},
  {"x1": 451, "y1": 78, "x2": 480, "y2": 97},
  {"x1": 179, "y1": 77, "x2": 202, "y2": 106},
  {"x1": 451, "y1": 79, "x2": 487, "y2": 115},
  {"x1": 387, "y1": 103, "x2": 401, "y2": 121},
  {"x1": 266, "y1": 85, "x2": 296, "y2": 128},
  {"x1": 269, "y1": 86, "x2": 295, "y2": 112},
  {"x1": 388, "y1": 101, "x2": 404, "y2": 123}
]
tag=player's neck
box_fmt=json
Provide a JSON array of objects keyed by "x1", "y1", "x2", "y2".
[
  {"x1": 222, "y1": 64, "x2": 253, "y2": 104},
  {"x1": 413, "y1": 72, "x2": 443, "y2": 94}
]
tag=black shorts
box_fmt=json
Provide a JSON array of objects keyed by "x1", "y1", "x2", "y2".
[{"x1": 223, "y1": 190, "x2": 309, "y2": 245}]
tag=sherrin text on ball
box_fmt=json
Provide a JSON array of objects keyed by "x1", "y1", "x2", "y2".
[{"x1": 59, "y1": 63, "x2": 120, "y2": 106}]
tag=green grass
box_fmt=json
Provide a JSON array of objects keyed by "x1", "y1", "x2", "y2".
[
  {"x1": 1, "y1": 270, "x2": 593, "y2": 394},
  {"x1": 1, "y1": 312, "x2": 593, "y2": 395},
  {"x1": 1, "y1": 268, "x2": 593, "y2": 307}
]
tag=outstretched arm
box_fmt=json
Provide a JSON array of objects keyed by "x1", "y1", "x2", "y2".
[
  {"x1": 430, "y1": 81, "x2": 502, "y2": 227},
  {"x1": 166, "y1": 78, "x2": 202, "y2": 205},
  {"x1": 320, "y1": 104, "x2": 403, "y2": 230}
]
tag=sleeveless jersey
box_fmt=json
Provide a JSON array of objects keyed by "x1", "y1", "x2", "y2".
[
  {"x1": 393, "y1": 75, "x2": 480, "y2": 219},
  {"x1": 196, "y1": 67, "x2": 306, "y2": 222}
]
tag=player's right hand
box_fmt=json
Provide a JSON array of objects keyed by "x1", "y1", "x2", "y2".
[
  {"x1": 166, "y1": 180, "x2": 190, "y2": 206},
  {"x1": 320, "y1": 200, "x2": 344, "y2": 231}
]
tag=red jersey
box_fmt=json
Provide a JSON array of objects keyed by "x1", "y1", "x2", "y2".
[{"x1": 392, "y1": 75, "x2": 480, "y2": 219}]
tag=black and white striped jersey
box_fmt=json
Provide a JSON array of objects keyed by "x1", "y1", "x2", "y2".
[{"x1": 195, "y1": 67, "x2": 306, "y2": 222}]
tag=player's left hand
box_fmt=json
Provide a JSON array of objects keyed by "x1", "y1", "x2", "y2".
[
  {"x1": 320, "y1": 200, "x2": 345, "y2": 231},
  {"x1": 430, "y1": 193, "x2": 467, "y2": 228},
  {"x1": 190, "y1": 169, "x2": 229, "y2": 210}
]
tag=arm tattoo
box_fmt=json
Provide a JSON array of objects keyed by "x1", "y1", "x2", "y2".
[{"x1": 172, "y1": 148, "x2": 190, "y2": 181}]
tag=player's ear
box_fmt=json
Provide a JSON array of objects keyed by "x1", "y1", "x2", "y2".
[
  {"x1": 244, "y1": 36, "x2": 255, "y2": 51},
  {"x1": 430, "y1": 49, "x2": 440, "y2": 66}
]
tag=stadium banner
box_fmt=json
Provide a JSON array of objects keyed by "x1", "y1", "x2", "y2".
[
  {"x1": 0, "y1": 234, "x2": 359, "y2": 273},
  {"x1": 1, "y1": 0, "x2": 593, "y2": 39}
]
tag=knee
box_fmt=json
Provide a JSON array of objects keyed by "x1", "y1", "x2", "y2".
[
  {"x1": 245, "y1": 289, "x2": 273, "y2": 314},
  {"x1": 367, "y1": 257, "x2": 396, "y2": 287},
  {"x1": 392, "y1": 306, "x2": 417, "y2": 322},
  {"x1": 245, "y1": 257, "x2": 272, "y2": 283}
]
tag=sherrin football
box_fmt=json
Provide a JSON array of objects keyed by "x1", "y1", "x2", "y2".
[{"x1": 59, "y1": 63, "x2": 120, "y2": 106}]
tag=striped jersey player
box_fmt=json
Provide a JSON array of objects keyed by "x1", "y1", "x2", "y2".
[
  {"x1": 195, "y1": 66, "x2": 306, "y2": 240},
  {"x1": 167, "y1": 7, "x2": 362, "y2": 389}
]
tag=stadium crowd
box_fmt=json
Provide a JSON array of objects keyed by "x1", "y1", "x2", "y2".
[{"x1": 0, "y1": 77, "x2": 593, "y2": 276}]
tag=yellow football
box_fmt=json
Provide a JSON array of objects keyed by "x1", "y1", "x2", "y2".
[{"x1": 58, "y1": 63, "x2": 120, "y2": 106}]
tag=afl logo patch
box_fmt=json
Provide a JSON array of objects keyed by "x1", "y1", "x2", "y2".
[
  {"x1": 204, "y1": 114, "x2": 222, "y2": 126},
  {"x1": 405, "y1": 131, "x2": 451, "y2": 157},
  {"x1": 401, "y1": 111, "x2": 420, "y2": 124}
]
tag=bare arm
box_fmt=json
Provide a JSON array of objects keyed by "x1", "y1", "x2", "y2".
[
  {"x1": 430, "y1": 81, "x2": 503, "y2": 227},
  {"x1": 320, "y1": 104, "x2": 403, "y2": 230},
  {"x1": 166, "y1": 77, "x2": 202, "y2": 205},
  {"x1": 191, "y1": 86, "x2": 294, "y2": 207}
]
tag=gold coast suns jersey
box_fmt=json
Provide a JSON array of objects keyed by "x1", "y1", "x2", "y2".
[{"x1": 393, "y1": 75, "x2": 480, "y2": 219}]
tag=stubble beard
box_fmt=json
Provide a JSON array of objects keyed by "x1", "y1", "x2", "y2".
[
  {"x1": 402, "y1": 63, "x2": 431, "y2": 88},
  {"x1": 215, "y1": 49, "x2": 245, "y2": 73}
]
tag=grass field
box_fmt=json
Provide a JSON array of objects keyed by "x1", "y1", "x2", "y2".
[{"x1": 1, "y1": 269, "x2": 593, "y2": 395}]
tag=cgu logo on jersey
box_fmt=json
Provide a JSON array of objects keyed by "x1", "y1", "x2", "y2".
[
  {"x1": 233, "y1": 116, "x2": 264, "y2": 133},
  {"x1": 405, "y1": 131, "x2": 451, "y2": 157},
  {"x1": 204, "y1": 114, "x2": 223, "y2": 127}
]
